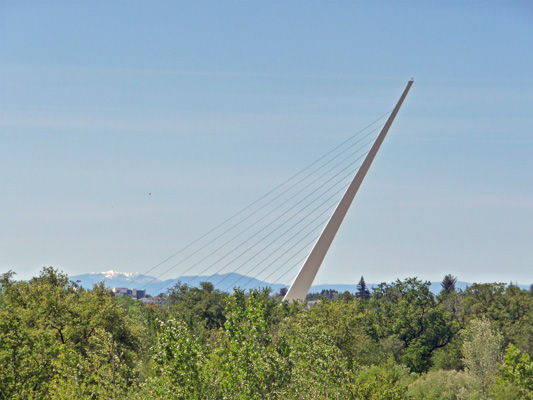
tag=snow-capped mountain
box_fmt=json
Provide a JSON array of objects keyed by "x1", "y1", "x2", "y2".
[
  {"x1": 92, "y1": 270, "x2": 140, "y2": 280},
  {"x1": 72, "y1": 270, "x2": 157, "y2": 291},
  {"x1": 70, "y1": 270, "x2": 290, "y2": 296}
]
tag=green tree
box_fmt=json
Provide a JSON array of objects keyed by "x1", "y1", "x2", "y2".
[
  {"x1": 48, "y1": 328, "x2": 130, "y2": 399},
  {"x1": 407, "y1": 369, "x2": 480, "y2": 400},
  {"x1": 291, "y1": 297, "x2": 380, "y2": 367},
  {"x1": 462, "y1": 318, "x2": 504, "y2": 397},
  {"x1": 368, "y1": 278, "x2": 458, "y2": 372},
  {"x1": 0, "y1": 271, "x2": 56, "y2": 398},
  {"x1": 150, "y1": 319, "x2": 205, "y2": 399},
  {"x1": 441, "y1": 274, "x2": 458, "y2": 294},
  {"x1": 151, "y1": 288, "x2": 289, "y2": 399},
  {"x1": 212, "y1": 288, "x2": 288, "y2": 399},
  {"x1": 462, "y1": 283, "x2": 533, "y2": 355},
  {"x1": 0, "y1": 267, "x2": 141, "y2": 399},
  {"x1": 281, "y1": 312, "x2": 355, "y2": 399},
  {"x1": 352, "y1": 360, "x2": 412, "y2": 400},
  {"x1": 166, "y1": 281, "x2": 228, "y2": 339},
  {"x1": 356, "y1": 276, "x2": 371, "y2": 300},
  {"x1": 493, "y1": 344, "x2": 533, "y2": 399}
]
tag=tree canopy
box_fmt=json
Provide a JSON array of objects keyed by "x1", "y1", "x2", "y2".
[{"x1": 2, "y1": 268, "x2": 533, "y2": 399}]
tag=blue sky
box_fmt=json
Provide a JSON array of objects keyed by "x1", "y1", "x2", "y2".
[{"x1": 1, "y1": 1, "x2": 532, "y2": 286}]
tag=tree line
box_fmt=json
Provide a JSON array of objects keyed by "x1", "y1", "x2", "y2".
[{"x1": 2, "y1": 267, "x2": 533, "y2": 399}]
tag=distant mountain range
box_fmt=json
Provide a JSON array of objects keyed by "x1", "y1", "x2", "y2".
[
  {"x1": 70, "y1": 270, "x2": 530, "y2": 297},
  {"x1": 71, "y1": 270, "x2": 289, "y2": 295}
]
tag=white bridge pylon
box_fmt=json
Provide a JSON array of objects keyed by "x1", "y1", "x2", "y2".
[{"x1": 283, "y1": 80, "x2": 414, "y2": 302}]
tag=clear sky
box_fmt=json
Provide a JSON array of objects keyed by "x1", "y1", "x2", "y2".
[{"x1": 1, "y1": 1, "x2": 532, "y2": 285}]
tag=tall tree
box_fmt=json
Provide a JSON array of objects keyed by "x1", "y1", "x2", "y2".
[
  {"x1": 441, "y1": 274, "x2": 458, "y2": 294},
  {"x1": 356, "y1": 276, "x2": 371, "y2": 300}
]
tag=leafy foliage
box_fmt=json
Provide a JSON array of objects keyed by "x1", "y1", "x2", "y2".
[
  {"x1": 493, "y1": 343, "x2": 533, "y2": 398},
  {"x1": 406, "y1": 369, "x2": 480, "y2": 400},
  {"x1": 0, "y1": 268, "x2": 141, "y2": 399},
  {"x1": 3, "y1": 268, "x2": 533, "y2": 398},
  {"x1": 462, "y1": 318, "x2": 504, "y2": 397},
  {"x1": 368, "y1": 278, "x2": 458, "y2": 372}
]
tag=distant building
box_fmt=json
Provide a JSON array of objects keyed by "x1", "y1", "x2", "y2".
[{"x1": 112, "y1": 287, "x2": 146, "y2": 300}]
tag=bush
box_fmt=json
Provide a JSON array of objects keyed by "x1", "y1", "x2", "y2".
[{"x1": 407, "y1": 370, "x2": 480, "y2": 400}]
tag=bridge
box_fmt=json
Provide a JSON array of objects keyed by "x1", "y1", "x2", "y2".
[{"x1": 133, "y1": 81, "x2": 413, "y2": 301}]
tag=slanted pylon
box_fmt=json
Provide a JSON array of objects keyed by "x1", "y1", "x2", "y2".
[{"x1": 283, "y1": 80, "x2": 414, "y2": 302}]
